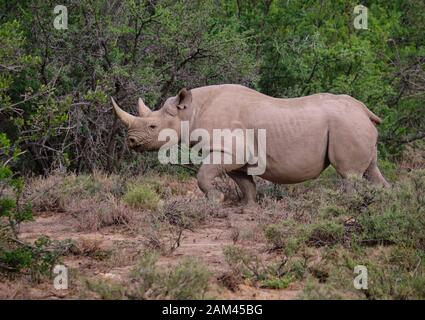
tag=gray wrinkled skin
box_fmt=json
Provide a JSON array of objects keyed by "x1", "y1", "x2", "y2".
[{"x1": 112, "y1": 84, "x2": 389, "y2": 205}]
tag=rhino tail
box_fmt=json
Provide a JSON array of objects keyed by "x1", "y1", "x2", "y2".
[
  {"x1": 348, "y1": 96, "x2": 382, "y2": 125},
  {"x1": 340, "y1": 94, "x2": 382, "y2": 125},
  {"x1": 366, "y1": 109, "x2": 382, "y2": 125}
]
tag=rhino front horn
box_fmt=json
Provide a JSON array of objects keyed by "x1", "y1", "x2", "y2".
[
  {"x1": 111, "y1": 97, "x2": 135, "y2": 127},
  {"x1": 138, "y1": 98, "x2": 151, "y2": 117}
]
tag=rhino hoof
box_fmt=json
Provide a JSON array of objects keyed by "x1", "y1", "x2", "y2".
[{"x1": 240, "y1": 203, "x2": 258, "y2": 214}]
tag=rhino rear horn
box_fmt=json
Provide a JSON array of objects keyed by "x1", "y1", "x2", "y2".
[
  {"x1": 138, "y1": 98, "x2": 151, "y2": 117},
  {"x1": 111, "y1": 97, "x2": 135, "y2": 127}
]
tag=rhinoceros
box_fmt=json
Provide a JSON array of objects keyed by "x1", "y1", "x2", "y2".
[{"x1": 111, "y1": 84, "x2": 389, "y2": 205}]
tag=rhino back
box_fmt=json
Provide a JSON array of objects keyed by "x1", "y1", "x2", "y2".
[{"x1": 189, "y1": 85, "x2": 378, "y2": 184}]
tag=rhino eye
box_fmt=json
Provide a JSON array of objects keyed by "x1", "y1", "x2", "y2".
[{"x1": 149, "y1": 124, "x2": 157, "y2": 129}]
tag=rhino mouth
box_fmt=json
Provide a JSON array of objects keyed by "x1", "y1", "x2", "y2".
[{"x1": 129, "y1": 144, "x2": 145, "y2": 153}]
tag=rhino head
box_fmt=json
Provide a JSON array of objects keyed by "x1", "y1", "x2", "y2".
[{"x1": 111, "y1": 88, "x2": 192, "y2": 152}]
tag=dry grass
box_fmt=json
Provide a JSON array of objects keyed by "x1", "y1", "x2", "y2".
[
  {"x1": 10, "y1": 157, "x2": 425, "y2": 300},
  {"x1": 67, "y1": 194, "x2": 139, "y2": 232}
]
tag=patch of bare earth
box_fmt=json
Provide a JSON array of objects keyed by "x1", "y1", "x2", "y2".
[{"x1": 4, "y1": 193, "x2": 301, "y2": 299}]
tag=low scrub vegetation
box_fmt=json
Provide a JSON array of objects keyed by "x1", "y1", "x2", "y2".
[
  {"x1": 2, "y1": 135, "x2": 424, "y2": 299},
  {"x1": 1, "y1": 135, "x2": 71, "y2": 281},
  {"x1": 87, "y1": 251, "x2": 212, "y2": 300},
  {"x1": 255, "y1": 167, "x2": 425, "y2": 299},
  {"x1": 1, "y1": 0, "x2": 424, "y2": 300},
  {"x1": 123, "y1": 184, "x2": 160, "y2": 211}
]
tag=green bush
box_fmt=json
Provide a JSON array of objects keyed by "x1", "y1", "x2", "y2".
[
  {"x1": 165, "y1": 258, "x2": 212, "y2": 299},
  {"x1": 0, "y1": 134, "x2": 68, "y2": 281},
  {"x1": 0, "y1": 236, "x2": 65, "y2": 281},
  {"x1": 123, "y1": 184, "x2": 160, "y2": 211},
  {"x1": 263, "y1": 221, "x2": 305, "y2": 254},
  {"x1": 130, "y1": 251, "x2": 161, "y2": 296},
  {"x1": 306, "y1": 222, "x2": 345, "y2": 247},
  {"x1": 223, "y1": 246, "x2": 264, "y2": 280},
  {"x1": 260, "y1": 274, "x2": 294, "y2": 289},
  {"x1": 86, "y1": 279, "x2": 126, "y2": 300},
  {"x1": 258, "y1": 168, "x2": 425, "y2": 299}
]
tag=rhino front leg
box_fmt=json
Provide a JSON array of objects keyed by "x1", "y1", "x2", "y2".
[
  {"x1": 228, "y1": 171, "x2": 256, "y2": 205},
  {"x1": 197, "y1": 163, "x2": 243, "y2": 204}
]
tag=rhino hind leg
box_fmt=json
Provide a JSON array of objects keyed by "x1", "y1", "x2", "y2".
[
  {"x1": 332, "y1": 147, "x2": 390, "y2": 190},
  {"x1": 327, "y1": 123, "x2": 390, "y2": 189},
  {"x1": 228, "y1": 171, "x2": 256, "y2": 205},
  {"x1": 363, "y1": 150, "x2": 390, "y2": 188}
]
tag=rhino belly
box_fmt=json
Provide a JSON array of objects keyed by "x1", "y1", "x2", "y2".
[{"x1": 258, "y1": 125, "x2": 330, "y2": 184}]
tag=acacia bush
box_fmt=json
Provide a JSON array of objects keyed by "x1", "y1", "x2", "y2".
[
  {"x1": 0, "y1": 134, "x2": 68, "y2": 281},
  {"x1": 1, "y1": 0, "x2": 424, "y2": 174},
  {"x1": 0, "y1": 0, "x2": 257, "y2": 174}
]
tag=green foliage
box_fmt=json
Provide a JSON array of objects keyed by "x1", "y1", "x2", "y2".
[
  {"x1": 263, "y1": 221, "x2": 306, "y2": 255},
  {"x1": 355, "y1": 170, "x2": 425, "y2": 247},
  {"x1": 0, "y1": 134, "x2": 64, "y2": 281},
  {"x1": 0, "y1": 0, "x2": 424, "y2": 299},
  {"x1": 260, "y1": 168, "x2": 425, "y2": 299},
  {"x1": 2, "y1": 0, "x2": 423, "y2": 172},
  {"x1": 223, "y1": 0, "x2": 425, "y2": 157},
  {"x1": 164, "y1": 257, "x2": 212, "y2": 300},
  {"x1": 301, "y1": 244, "x2": 425, "y2": 300},
  {"x1": 123, "y1": 183, "x2": 161, "y2": 211},
  {"x1": 0, "y1": 20, "x2": 39, "y2": 108},
  {"x1": 0, "y1": 236, "x2": 63, "y2": 281},
  {"x1": 223, "y1": 245, "x2": 299, "y2": 289},
  {"x1": 366, "y1": 245, "x2": 425, "y2": 299},
  {"x1": 306, "y1": 221, "x2": 345, "y2": 247},
  {"x1": 0, "y1": 133, "x2": 32, "y2": 234},
  {"x1": 1, "y1": 0, "x2": 258, "y2": 173},
  {"x1": 86, "y1": 278, "x2": 126, "y2": 300},
  {"x1": 223, "y1": 245, "x2": 260, "y2": 279},
  {"x1": 260, "y1": 274, "x2": 294, "y2": 289},
  {"x1": 377, "y1": 159, "x2": 398, "y2": 183},
  {"x1": 131, "y1": 250, "x2": 161, "y2": 294}
]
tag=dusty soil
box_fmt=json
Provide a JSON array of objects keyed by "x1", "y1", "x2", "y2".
[{"x1": 1, "y1": 185, "x2": 302, "y2": 299}]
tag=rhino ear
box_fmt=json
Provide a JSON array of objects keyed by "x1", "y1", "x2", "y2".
[
  {"x1": 176, "y1": 88, "x2": 192, "y2": 110},
  {"x1": 163, "y1": 88, "x2": 192, "y2": 117}
]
